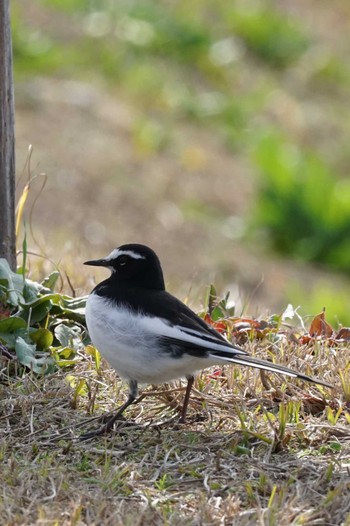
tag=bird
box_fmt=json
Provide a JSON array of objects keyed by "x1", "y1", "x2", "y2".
[{"x1": 83, "y1": 243, "x2": 332, "y2": 438}]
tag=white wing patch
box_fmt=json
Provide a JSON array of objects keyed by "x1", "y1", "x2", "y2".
[
  {"x1": 138, "y1": 316, "x2": 246, "y2": 355},
  {"x1": 86, "y1": 294, "x2": 246, "y2": 381}
]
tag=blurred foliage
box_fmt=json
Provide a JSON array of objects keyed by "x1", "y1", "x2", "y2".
[
  {"x1": 11, "y1": 12, "x2": 62, "y2": 74},
  {"x1": 11, "y1": 0, "x2": 350, "y2": 320},
  {"x1": 11, "y1": 0, "x2": 312, "y2": 113},
  {"x1": 251, "y1": 132, "x2": 350, "y2": 272},
  {"x1": 286, "y1": 279, "x2": 350, "y2": 327},
  {"x1": 228, "y1": 4, "x2": 309, "y2": 68}
]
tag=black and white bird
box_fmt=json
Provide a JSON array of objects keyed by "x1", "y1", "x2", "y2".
[{"x1": 84, "y1": 243, "x2": 332, "y2": 437}]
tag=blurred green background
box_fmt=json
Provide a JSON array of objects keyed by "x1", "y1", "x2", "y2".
[{"x1": 12, "y1": 0, "x2": 350, "y2": 323}]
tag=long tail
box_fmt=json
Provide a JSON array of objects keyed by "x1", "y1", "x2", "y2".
[{"x1": 209, "y1": 352, "x2": 333, "y2": 389}]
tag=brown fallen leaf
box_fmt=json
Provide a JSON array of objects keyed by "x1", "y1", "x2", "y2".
[
  {"x1": 334, "y1": 327, "x2": 350, "y2": 341},
  {"x1": 204, "y1": 314, "x2": 227, "y2": 334},
  {"x1": 309, "y1": 308, "x2": 333, "y2": 338}
]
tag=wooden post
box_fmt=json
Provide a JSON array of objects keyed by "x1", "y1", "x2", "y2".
[{"x1": 0, "y1": 0, "x2": 16, "y2": 270}]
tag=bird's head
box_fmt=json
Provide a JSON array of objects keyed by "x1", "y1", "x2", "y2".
[{"x1": 84, "y1": 243, "x2": 165, "y2": 290}]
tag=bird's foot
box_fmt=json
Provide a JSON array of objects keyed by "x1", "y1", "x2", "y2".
[
  {"x1": 178, "y1": 412, "x2": 206, "y2": 425},
  {"x1": 79, "y1": 413, "x2": 125, "y2": 441}
]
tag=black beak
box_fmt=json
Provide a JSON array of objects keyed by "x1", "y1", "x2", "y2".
[{"x1": 84, "y1": 258, "x2": 109, "y2": 267}]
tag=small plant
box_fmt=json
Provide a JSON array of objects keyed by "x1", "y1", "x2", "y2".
[
  {"x1": 326, "y1": 406, "x2": 342, "y2": 426},
  {"x1": 154, "y1": 473, "x2": 175, "y2": 491},
  {"x1": 0, "y1": 258, "x2": 89, "y2": 374}
]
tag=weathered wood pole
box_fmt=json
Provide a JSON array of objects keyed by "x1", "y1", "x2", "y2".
[{"x1": 0, "y1": 0, "x2": 16, "y2": 269}]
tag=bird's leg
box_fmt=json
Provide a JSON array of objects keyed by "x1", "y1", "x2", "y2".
[
  {"x1": 179, "y1": 375, "x2": 194, "y2": 423},
  {"x1": 79, "y1": 380, "x2": 138, "y2": 440}
]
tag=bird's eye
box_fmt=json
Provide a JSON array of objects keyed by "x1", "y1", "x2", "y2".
[{"x1": 118, "y1": 255, "x2": 129, "y2": 267}]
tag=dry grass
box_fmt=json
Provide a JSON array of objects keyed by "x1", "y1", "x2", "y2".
[{"x1": 1, "y1": 338, "x2": 350, "y2": 525}]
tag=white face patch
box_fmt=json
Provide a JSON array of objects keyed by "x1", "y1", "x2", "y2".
[{"x1": 105, "y1": 248, "x2": 146, "y2": 262}]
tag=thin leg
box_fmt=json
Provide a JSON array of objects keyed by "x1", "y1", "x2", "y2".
[
  {"x1": 79, "y1": 380, "x2": 138, "y2": 440},
  {"x1": 179, "y1": 375, "x2": 194, "y2": 423}
]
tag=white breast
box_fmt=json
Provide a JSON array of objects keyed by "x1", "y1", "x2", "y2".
[{"x1": 85, "y1": 293, "x2": 210, "y2": 384}]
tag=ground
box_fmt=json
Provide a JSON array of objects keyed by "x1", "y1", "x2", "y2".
[{"x1": 1, "y1": 334, "x2": 349, "y2": 525}]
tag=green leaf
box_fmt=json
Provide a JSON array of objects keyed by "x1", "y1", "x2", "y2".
[
  {"x1": 54, "y1": 324, "x2": 82, "y2": 348},
  {"x1": 41, "y1": 271, "x2": 60, "y2": 291},
  {"x1": 52, "y1": 347, "x2": 79, "y2": 367},
  {"x1": 15, "y1": 336, "x2": 53, "y2": 373},
  {"x1": 19, "y1": 293, "x2": 62, "y2": 323},
  {"x1": 66, "y1": 375, "x2": 87, "y2": 397},
  {"x1": 30, "y1": 328, "x2": 54, "y2": 350},
  {"x1": 62, "y1": 296, "x2": 88, "y2": 310},
  {"x1": 85, "y1": 344, "x2": 101, "y2": 370},
  {"x1": 21, "y1": 293, "x2": 61, "y2": 309},
  {"x1": 211, "y1": 305, "x2": 225, "y2": 321},
  {"x1": 55, "y1": 347, "x2": 75, "y2": 359},
  {"x1": 20, "y1": 301, "x2": 53, "y2": 324},
  {"x1": 62, "y1": 296, "x2": 87, "y2": 319},
  {"x1": 55, "y1": 359, "x2": 80, "y2": 367},
  {"x1": 22, "y1": 280, "x2": 45, "y2": 303},
  {"x1": 204, "y1": 284, "x2": 217, "y2": 315},
  {"x1": 329, "y1": 442, "x2": 342, "y2": 452},
  {"x1": 0, "y1": 259, "x2": 26, "y2": 306},
  {"x1": 0, "y1": 328, "x2": 28, "y2": 348},
  {"x1": 0, "y1": 316, "x2": 27, "y2": 332},
  {"x1": 32, "y1": 302, "x2": 53, "y2": 323}
]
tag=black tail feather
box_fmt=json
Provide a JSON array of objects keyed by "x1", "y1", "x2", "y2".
[{"x1": 209, "y1": 352, "x2": 333, "y2": 389}]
